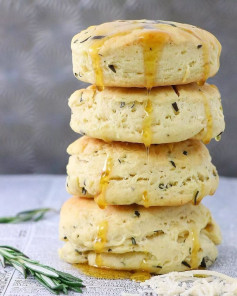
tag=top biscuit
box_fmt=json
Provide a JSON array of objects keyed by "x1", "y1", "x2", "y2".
[{"x1": 71, "y1": 20, "x2": 221, "y2": 88}]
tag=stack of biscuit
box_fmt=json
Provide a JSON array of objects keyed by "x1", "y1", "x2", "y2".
[{"x1": 59, "y1": 20, "x2": 225, "y2": 275}]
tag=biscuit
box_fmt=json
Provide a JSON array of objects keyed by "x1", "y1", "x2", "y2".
[
  {"x1": 59, "y1": 197, "x2": 221, "y2": 274},
  {"x1": 71, "y1": 20, "x2": 221, "y2": 88},
  {"x1": 69, "y1": 83, "x2": 224, "y2": 145},
  {"x1": 66, "y1": 137, "x2": 218, "y2": 207}
]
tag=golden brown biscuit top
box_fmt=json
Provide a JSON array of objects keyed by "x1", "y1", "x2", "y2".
[
  {"x1": 72, "y1": 20, "x2": 220, "y2": 48},
  {"x1": 71, "y1": 20, "x2": 221, "y2": 88}
]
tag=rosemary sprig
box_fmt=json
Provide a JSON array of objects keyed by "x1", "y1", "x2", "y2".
[
  {"x1": 0, "y1": 208, "x2": 56, "y2": 223},
  {"x1": 0, "y1": 246, "x2": 84, "y2": 294}
]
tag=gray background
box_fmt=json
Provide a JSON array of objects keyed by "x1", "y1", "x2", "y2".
[{"x1": 0, "y1": 0, "x2": 236, "y2": 176}]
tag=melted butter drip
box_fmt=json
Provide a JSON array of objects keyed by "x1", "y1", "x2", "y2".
[
  {"x1": 94, "y1": 221, "x2": 108, "y2": 253},
  {"x1": 95, "y1": 156, "x2": 113, "y2": 208},
  {"x1": 142, "y1": 97, "x2": 153, "y2": 147},
  {"x1": 190, "y1": 228, "x2": 201, "y2": 269},
  {"x1": 142, "y1": 190, "x2": 150, "y2": 208},
  {"x1": 74, "y1": 264, "x2": 150, "y2": 281},
  {"x1": 201, "y1": 91, "x2": 213, "y2": 144}
]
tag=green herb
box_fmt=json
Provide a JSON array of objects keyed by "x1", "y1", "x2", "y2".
[
  {"x1": 134, "y1": 210, "x2": 140, "y2": 217},
  {"x1": 92, "y1": 35, "x2": 105, "y2": 40},
  {"x1": 170, "y1": 160, "x2": 176, "y2": 168},
  {"x1": 75, "y1": 249, "x2": 82, "y2": 255},
  {"x1": 0, "y1": 208, "x2": 55, "y2": 224},
  {"x1": 183, "y1": 151, "x2": 188, "y2": 156},
  {"x1": 131, "y1": 103, "x2": 135, "y2": 108},
  {"x1": 0, "y1": 246, "x2": 84, "y2": 294},
  {"x1": 194, "y1": 191, "x2": 199, "y2": 205},
  {"x1": 172, "y1": 85, "x2": 180, "y2": 96},
  {"x1": 215, "y1": 131, "x2": 223, "y2": 142},
  {"x1": 63, "y1": 236, "x2": 67, "y2": 240},
  {"x1": 80, "y1": 36, "x2": 91, "y2": 43},
  {"x1": 182, "y1": 260, "x2": 191, "y2": 268},
  {"x1": 74, "y1": 72, "x2": 82, "y2": 77},
  {"x1": 159, "y1": 183, "x2": 165, "y2": 190},
  {"x1": 73, "y1": 39, "x2": 78, "y2": 44},
  {"x1": 131, "y1": 237, "x2": 137, "y2": 245},
  {"x1": 200, "y1": 257, "x2": 206, "y2": 268},
  {"x1": 154, "y1": 230, "x2": 164, "y2": 235},
  {"x1": 197, "y1": 44, "x2": 202, "y2": 49},
  {"x1": 172, "y1": 102, "x2": 179, "y2": 112},
  {"x1": 156, "y1": 265, "x2": 162, "y2": 268},
  {"x1": 120, "y1": 102, "x2": 125, "y2": 108},
  {"x1": 108, "y1": 248, "x2": 112, "y2": 252},
  {"x1": 118, "y1": 159, "x2": 121, "y2": 164},
  {"x1": 108, "y1": 64, "x2": 116, "y2": 73},
  {"x1": 81, "y1": 187, "x2": 87, "y2": 195}
]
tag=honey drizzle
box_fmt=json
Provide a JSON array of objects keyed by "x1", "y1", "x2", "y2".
[
  {"x1": 95, "y1": 156, "x2": 113, "y2": 208},
  {"x1": 89, "y1": 24, "x2": 142, "y2": 90},
  {"x1": 190, "y1": 228, "x2": 201, "y2": 269},
  {"x1": 89, "y1": 39, "x2": 105, "y2": 90},
  {"x1": 201, "y1": 91, "x2": 213, "y2": 144},
  {"x1": 94, "y1": 221, "x2": 108, "y2": 252},
  {"x1": 142, "y1": 190, "x2": 149, "y2": 208},
  {"x1": 95, "y1": 254, "x2": 103, "y2": 267},
  {"x1": 200, "y1": 42, "x2": 210, "y2": 85},
  {"x1": 89, "y1": 22, "x2": 168, "y2": 90},
  {"x1": 94, "y1": 220, "x2": 108, "y2": 267},
  {"x1": 142, "y1": 29, "x2": 169, "y2": 88},
  {"x1": 74, "y1": 264, "x2": 150, "y2": 281},
  {"x1": 89, "y1": 22, "x2": 212, "y2": 90},
  {"x1": 141, "y1": 27, "x2": 169, "y2": 207}
]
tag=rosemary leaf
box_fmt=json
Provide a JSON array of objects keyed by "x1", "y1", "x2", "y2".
[
  {"x1": 0, "y1": 254, "x2": 5, "y2": 267},
  {"x1": 0, "y1": 246, "x2": 84, "y2": 294},
  {"x1": 0, "y1": 208, "x2": 56, "y2": 224},
  {"x1": 23, "y1": 261, "x2": 59, "y2": 277},
  {"x1": 12, "y1": 261, "x2": 26, "y2": 278}
]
